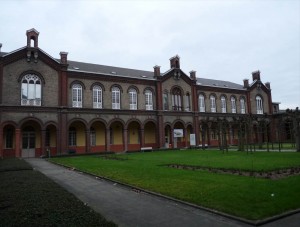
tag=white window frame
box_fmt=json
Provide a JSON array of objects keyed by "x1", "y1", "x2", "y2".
[
  {"x1": 199, "y1": 94, "x2": 205, "y2": 112},
  {"x1": 210, "y1": 96, "x2": 216, "y2": 112},
  {"x1": 145, "y1": 90, "x2": 153, "y2": 110},
  {"x1": 240, "y1": 98, "x2": 246, "y2": 114},
  {"x1": 93, "y1": 85, "x2": 102, "y2": 109},
  {"x1": 21, "y1": 74, "x2": 42, "y2": 106},
  {"x1": 112, "y1": 87, "x2": 120, "y2": 109},
  {"x1": 256, "y1": 96, "x2": 263, "y2": 114},
  {"x1": 221, "y1": 96, "x2": 226, "y2": 113},
  {"x1": 129, "y1": 88, "x2": 137, "y2": 110},
  {"x1": 72, "y1": 84, "x2": 82, "y2": 108},
  {"x1": 231, "y1": 97, "x2": 236, "y2": 113}
]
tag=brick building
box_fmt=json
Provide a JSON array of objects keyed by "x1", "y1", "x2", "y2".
[{"x1": 0, "y1": 28, "x2": 280, "y2": 158}]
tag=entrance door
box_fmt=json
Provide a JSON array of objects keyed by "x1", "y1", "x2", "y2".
[{"x1": 22, "y1": 128, "x2": 35, "y2": 158}]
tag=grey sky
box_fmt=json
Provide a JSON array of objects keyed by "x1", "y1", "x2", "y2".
[{"x1": 1, "y1": 0, "x2": 299, "y2": 109}]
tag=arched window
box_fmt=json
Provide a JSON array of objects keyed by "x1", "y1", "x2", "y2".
[
  {"x1": 231, "y1": 97, "x2": 236, "y2": 113},
  {"x1": 69, "y1": 127, "x2": 76, "y2": 146},
  {"x1": 163, "y1": 91, "x2": 169, "y2": 110},
  {"x1": 210, "y1": 95, "x2": 216, "y2": 112},
  {"x1": 21, "y1": 74, "x2": 41, "y2": 106},
  {"x1": 172, "y1": 88, "x2": 182, "y2": 111},
  {"x1": 199, "y1": 94, "x2": 205, "y2": 112},
  {"x1": 93, "y1": 85, "x2": 102, "y2": 108},
  {"x1": 112, "y1": 86, "x2": 120, "y2": 109},
  {"x1": 185, "y1": 93, "x2": 191, "y2": 111},
  {"x1": 145, "y1": 90, "x2": 153, "y2": 110},
  {"x1": 240, "y1": 98, "x2": 246, "y2": 114},
  {"x1": 129, "y1": 88, "x2": 137, "y2": 110},
  {"x1": 221, "y1": 96, "x2": 226, "y2": 113},
  {"x1": 72, "y1": 84, "x2": 82, "y2": 108},
  {"x1": 256, "y1": 96, "x2": 263, "y2": 114}
]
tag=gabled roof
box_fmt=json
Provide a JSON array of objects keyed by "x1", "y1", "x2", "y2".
[
  {"x1": 196, "y1": 78, "x2": 245, "y2": 90},
  {"x1": 67, "y1": 60, "x2": 156, "y2": 80}
]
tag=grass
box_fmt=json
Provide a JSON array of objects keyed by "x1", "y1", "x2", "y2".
[
  {"x1": 51, "y1": 150, "x2": 300, "y2": 220},
  {"x1": 0, "y1": 158, "x2": 116, "y2": 227}
]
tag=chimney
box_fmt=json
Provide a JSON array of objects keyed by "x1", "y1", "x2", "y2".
[
  {"x1": 243, "y1": 79, "x2": 249, "y2": 88},
  {"x1": 265, "y1": 82, "x2": 271, "y2": 89},
  {"x1": 60, "y1": 52, "x2": 68, "y2": 64},
  {"x1": 170, "y1": 55, "x2": 180, "y2": 69},
  {"x1": 252, "y1": 70, "x2": 261, "y2": 81},
  {"x1": 189, "y1": 70, "x2": 196, "y2": 80},
  {"x1": 153, "y1": 65, "x2": 161, "y2": 77}
]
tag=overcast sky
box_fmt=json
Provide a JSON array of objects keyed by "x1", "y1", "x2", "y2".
[{"x1": 1, "y1": 0, "x2": 299, "y2": 109}]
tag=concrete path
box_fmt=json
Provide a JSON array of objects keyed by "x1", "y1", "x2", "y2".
[{"x1": 25, "y1": 158, "x2": 298, "y2": 227}]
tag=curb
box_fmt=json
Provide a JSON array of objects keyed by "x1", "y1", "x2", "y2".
[{"x1": 47, "y1": 159, "x2": 300, "y2": 226}]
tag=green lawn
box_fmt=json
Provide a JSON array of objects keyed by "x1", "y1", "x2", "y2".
[{"x1": 51, "y1": 150, "x2": 300, "y2": 220}]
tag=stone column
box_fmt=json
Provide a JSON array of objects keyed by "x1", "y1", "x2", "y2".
[{"x1": 15, "y1": 129, "x2": 21, "y2": 158}]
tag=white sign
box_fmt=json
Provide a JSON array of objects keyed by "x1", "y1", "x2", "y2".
[
  {"x1": 190, "y1": 134, "x2": 196, "y2": 146},
  {"x1": 174, "y1": 129, "x2": 183, "y2": 138}
]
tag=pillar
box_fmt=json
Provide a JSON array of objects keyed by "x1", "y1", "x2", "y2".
[
  {"x1": 15, "y1": 129, "x2": 21, "y2": 158},
  {"x1": 85, "y1": 130, "x2": 90, "y2": 153},
  {"x1": 123, "y1": 129, "x2": 128, "y2": 152}
]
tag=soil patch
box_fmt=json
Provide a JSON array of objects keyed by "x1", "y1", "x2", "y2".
[{"x1": 167, "y1": 164, "x2": 300, "y2": 180}]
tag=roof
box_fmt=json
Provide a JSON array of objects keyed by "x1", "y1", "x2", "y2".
[
  {"x1": 196, "y1": 78, "x2": 245, "y2": 90},
  {"x1": 67, "y1": 60, "x2": 156, "y2": 80},
  {"x1": 0, "y1": 51, "x2": 8, "y2": 57},
  {"x1": 1, "y1": 48, "x2": 246, "y2": 89}
]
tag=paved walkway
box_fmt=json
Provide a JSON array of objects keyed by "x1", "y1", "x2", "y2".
[{"x1": 25, "y1": 159, "x2": 299, "y2": 227}]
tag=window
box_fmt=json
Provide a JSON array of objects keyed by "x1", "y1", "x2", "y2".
[
  {"x1": 69, "y1": 127, "x2": 76, "y2": 146},
  {"x1": 231, "y1": 97, "x2": 236, "y2": 113},
  {"x1": 90, "y1": 127, "x2": 96, "y2": 146},
  {"x1": 45, "y1": 129, "x2": 50, "y2": 147},
  {"x1": 145, "y1": 90, "x2": 153, "y2": 110},
  {"x1": 210, "y1": 95, "x2": 216, "y2": 112},
  {"x1": 256, "y1": 96, "x2": 263, "y2": 114},
  {"x1": 172, "y1": 88, "x2": 182, "y2": 111},
  {"x1": 5, "y1": 128, "x2": 13, "y2": 149},
  {"x1": 93, "y1": 86, "x2": 102, "y2": 108},
  {"x1": 21, "y1": 74, "x2": 41, "y2": 106},
  {"x1": 199, "y1": 94, "x2": 205, "y2": 112},
  {"x1": 240, "y1": 98, "x2": 246, "y2": 114},
  {"x1": 163, "y1": 91, "x2": 169, "y2": 110},
  {"x1": 185, "y1": 93, "x2": 191, "y2": 111},
  {"x1": 72, "y1": 84, "x2": 82, "y2": 107},
  {"x1": 129, "y1": 88, "x2": 137, "y2": 110},
  {"x1": 112, "y1": 87, "x2": 120, "y2": 109},
  {"x1": 221, "y1": 96, "x2": 226, "y2": 113}
]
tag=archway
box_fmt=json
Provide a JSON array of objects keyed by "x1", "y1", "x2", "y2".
[
  {"x1": 2, "y1": 124, "x2": 16, "y2": 158},
  {"x1": 127, "y1": 121, "x2": 141, "y2": 151},
  {"x1": 21, "y1": 120, "x2": 41, "y2": 158},
  {"x1": 68, "y1": 121, "x2": 86, "y2": 154},
  {"x1": 90, "y1": 121, "x2": 106, "y2": 152},
  {"x1": 109, "y1": 121, "x2": 124, "y2": 152},
  {"x1": 144, "y1": 121, "x2": 157, "y2": 148}
]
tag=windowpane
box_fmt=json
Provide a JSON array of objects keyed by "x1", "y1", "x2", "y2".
[
  {"x1": 129, "y1": 89, "x2": 137, "y2": 110},
  {"x1": 93, "y1": 86, "x2": 102, "y2": 108},
  {"x1": 72, "y1": 84, "x2": 82, "y2": 107},
  {"x1": 112, "y1": 87, "x2": 120, "y2": 109},
  {"x1": 240, "y1": 98, "x2": 245, "y2": 114},
  {"x1": 231, "y1": 97, "x2": 236, "y2": 113},
  {"x1": 221, "y1": 96, "x2": 226, "y2": 113},
  {"x1": 21, "y1": 74, "x2": 42, "y2": 106},
  {"x1": 199, "y1": 95, "x2": 205, "y2": 112},
  {"x1": 163, "y1": 92, "x2": 168, "y2": 110},
  {"x1": 210, "y1": 96, "x2": 216, "y2": 112},
  {"x1": 145, "y1": 90, "x2": 153, "y2": 110},
  {"x1": 256, "y1": 96, "x2": 263, "y2": 114}
]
